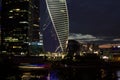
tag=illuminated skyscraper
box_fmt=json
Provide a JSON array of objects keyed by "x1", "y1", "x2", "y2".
[
  {"x1": 1, "y1": 0, "x2": 41, "y2": 55},
  {"x1": 41, "y1": 0, "x2": 69, "y2": 53}
]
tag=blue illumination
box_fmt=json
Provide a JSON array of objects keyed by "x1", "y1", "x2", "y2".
[
  {"x1": 28, "y1": 42, "x2": 43, "y2": 45},
  {"x1": 24, "y1": 63, "x2": 46, "y2": 67},
  {"x1": 0, "y1": 0, "x2": 1, "y2": 11},
  {"x1": 50, "y1": 70, "x2": 59, "y2": 80},
  {"x1": 28, "y1": 64, "x2": 45, "y2": 67}
]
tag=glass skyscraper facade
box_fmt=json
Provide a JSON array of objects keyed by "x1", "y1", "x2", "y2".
[
  {"x1": 41, "y1": 0, "x2": 69, "y2": 53},
  {"x1": 1, "y1": 0, "x2": 41, "y2": 55},
  {"x1": 1, "y1": 0, "x2": 69, "y2": 54}
]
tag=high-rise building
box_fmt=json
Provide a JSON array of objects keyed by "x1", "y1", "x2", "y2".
[
  {"x1": 1, "y1": 0, "x2": 41, "y2": 55},
  {"x1": 27, "y1": 0, "x2": 43, "y2": 55},
  {"x1": 41, "y1": 0, "x2": 69, "y2": 53}
]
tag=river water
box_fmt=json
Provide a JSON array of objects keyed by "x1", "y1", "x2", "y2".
[
  {"x1": 0, "y1": 63, "x2": 120, "y2": 80},
  {"x1": 0, "y1": 55, "x2": 120, "y2": 80},
  {"x1": 20, "y1": 67, "x2": 120, "y2": 80}
]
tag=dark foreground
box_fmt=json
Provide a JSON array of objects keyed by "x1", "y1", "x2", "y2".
[{"x1": 0, "y1": 55, "x2": 120, "y2": 80}]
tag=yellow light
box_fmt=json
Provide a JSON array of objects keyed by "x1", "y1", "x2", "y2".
[
  {"x1": 15, "y1": 8, "x2": 20, "y2": 12},
  {"x1": 60, "y1": 10, "x2": 65, "y2": 13},
  {"x1": 13, "y1": 46, "x2": 22, "y2": 48},
  {"x1": 9, "y1": 10, "x2": 13, "y2": 12}
]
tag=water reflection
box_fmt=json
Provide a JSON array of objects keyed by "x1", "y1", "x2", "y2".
[
  {"x1": 116, "y1": 70, "x2": 120, "y2": 80},
  {"x1": 0, "y1": 59, "x2": 120, "y2": 80},
  {"x1": 21, "y1": 72, "x2": 48, "y2": 80},
  {"x1": 20, "y1": 68, "x2": 120, "y2": 80}
]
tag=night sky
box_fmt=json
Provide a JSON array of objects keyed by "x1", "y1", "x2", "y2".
[
  {"x1": 1, "y1": 0, "x2": 120, "y2": 43},
  {"x1": 67, "y1": 0, "x2": 120, "y2": 37}
]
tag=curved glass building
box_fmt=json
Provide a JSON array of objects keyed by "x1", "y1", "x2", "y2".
[{"x1": 42, "y1": 0, "x2": 69, "y2": 53}]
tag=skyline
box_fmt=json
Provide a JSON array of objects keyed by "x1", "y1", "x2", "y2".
[
  {"x1": 1, "y1": 0, "x2": 120, "y2": 44},
  {"x1": 1, "y1": 0, "x2": 120, "y2": 37},
  {"x1": 40, "y1": 0, "x2": 120, "y2": 44}
]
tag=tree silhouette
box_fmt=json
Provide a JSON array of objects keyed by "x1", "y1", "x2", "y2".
[{"x1": 66, "y1": 40, "x2": 81, "y2": 59}]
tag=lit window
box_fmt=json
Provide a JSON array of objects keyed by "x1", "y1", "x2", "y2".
[
  {"x1": 33, "y1": 24, "x2": 39, "y2": 27},
  {"x1": 15, "y1": 8, "x2": 20, "y2": 12},
  {"x1": 9, "y1": 10, "x2": 13, "y2": 12},
  {"x1": 19, "y1": 21, "x2": 29, "y2": 24},
  {"x1": 9, "y1": 16, "x2": 13, "y2": 19},
  {"x1": 12, "y1": 38, "x2": 19, "y2": 42},
  {"x1": 13, "y1": 46, "x2": 22, "y2": 48},
  {"x1": 60, "y1": 10, "x2": 65, "y2": 13}
]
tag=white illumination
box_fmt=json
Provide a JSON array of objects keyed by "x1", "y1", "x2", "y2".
[
  {"x1": 102, "y1": 56, "x2": 109, "y2": 60},
  {"x1": 9, "y1": 10, "x2": 13, "y2": 12},
  {"x1": 19, "y1": 21, "x2": 29, "y2": 24},
  {"x1": 9, "y1": 16, "x2": 13, "y2": 18},
  {"x1": 118, "y1": 46, "x2": 120, "y2": 48}
]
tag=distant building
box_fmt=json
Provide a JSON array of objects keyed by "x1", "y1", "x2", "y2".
[
  {"x1": 1, "y1": 0, "x2": 41, "y2": 55},
  {"x1": 41, "y1": 0, "x2": 69, "y2": 53}
]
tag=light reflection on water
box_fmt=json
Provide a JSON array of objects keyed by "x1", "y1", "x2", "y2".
[
  {"x1": 49, "y1": 70, "x2": 59, "y2": 80},
  {"x1": 117, "y1": 70, "x2": 120, "y2": 80},
  {"x1": 20, "y1": 69, "x2": 120, "y2": 80},
  {"x1": 10, "y1": 63, "x2": 120, "y2": 80},
  {"x1": 21, "y1": 71, "x2": 59, "y2": 80},
  {"x1": 21, "y1": 73, "x2": 48, "y2": 80}
]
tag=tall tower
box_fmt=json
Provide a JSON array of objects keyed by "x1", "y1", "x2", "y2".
[
  {"x1": 42, "y1": 0, "x2": 69, "y2": 53},
  {"x1": 1, "y1": 0, "x2": 41, "y2": 55},
  {"x1": 2, "y1": 0, "x2": 29, "y2": 55}
]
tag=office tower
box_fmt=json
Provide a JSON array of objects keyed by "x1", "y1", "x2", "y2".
[
  {"x1": 1, "y1": 0, "x2": 41, "y2": 55},
  {"x1": 27, "y1": 0, "x2": 42, "y2": 55},
  {"x1": 41, "y1": 0, "x2": 69, "y2": 53}
]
